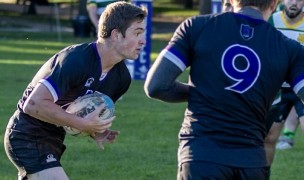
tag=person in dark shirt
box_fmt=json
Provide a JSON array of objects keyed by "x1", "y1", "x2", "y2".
[
  {"x1": 144, "y1": 0, "x2": 304, "y2": 179},
  {"x1": 4, "y1": 2, "x2": 147, "y2": 179}
]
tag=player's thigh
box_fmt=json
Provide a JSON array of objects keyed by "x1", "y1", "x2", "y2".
[
  {"x1": 177, "y1": 161, "x2": 234, "y2": 180},
  {"x1": 5, "y1": 127, "x2": 66, "y2": 178},
  {"x1": 27, "y1": 167, "x2": 68, "y2": 180},
  {"x1": 284, "y1": 106, "x2": 299, "y2": 131}
]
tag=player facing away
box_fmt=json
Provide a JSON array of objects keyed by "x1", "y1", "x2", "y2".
[
  {"x1": 4, "y1": 2, "x2": 147, "y2": 180},
  {"x1": 144, "y1": 0, "x2": 304, "y2": 179}
]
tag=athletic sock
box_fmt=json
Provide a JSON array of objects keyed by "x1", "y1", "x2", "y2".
[{"x1": 282, "y1": 128, "x2": 295, "y2": 139}]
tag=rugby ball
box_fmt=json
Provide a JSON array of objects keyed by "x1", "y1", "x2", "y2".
[{"x1": 63, "y1": 93, "x2": 115, "y2": 136}]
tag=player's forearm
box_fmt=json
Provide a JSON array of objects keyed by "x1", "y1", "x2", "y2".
[
  {"x1": 144, "y1": 58, "x2": 189, "y2": 102},
  {"x1": 146, "y1": 81, "x2": 189, "y2": 102},
  {"x1": 22, "y1": 83, "x2": 86, "y2": 130},
  {"x1": 24, "y1": 98, "x2": 86, "y2": 130}
]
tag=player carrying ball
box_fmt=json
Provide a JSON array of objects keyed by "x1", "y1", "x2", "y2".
[{"x1": 4, "y1": 2, "x2": 147, "y2": 179}]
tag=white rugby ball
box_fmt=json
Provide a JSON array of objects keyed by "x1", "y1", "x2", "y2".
[{"x1": 63, "y1": 93, "x2": 115, "y2": 136}]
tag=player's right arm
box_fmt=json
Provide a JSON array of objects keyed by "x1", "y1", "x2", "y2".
[{"x1": 23, "y1": 83, "x2": 113, "y2": 134}]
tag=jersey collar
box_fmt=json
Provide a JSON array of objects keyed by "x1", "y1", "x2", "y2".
[{"x1": 236, "y1": 7, "x2": 264, "y2": 20}]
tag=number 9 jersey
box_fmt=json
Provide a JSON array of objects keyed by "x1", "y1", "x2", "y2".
[{"x1": 159, "y1": 12, "x2": 304, "y2": 168}]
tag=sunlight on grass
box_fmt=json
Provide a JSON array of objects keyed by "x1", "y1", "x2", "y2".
[
  {"x1": 0, "y1": 60, "x2": 44, "y2": 65},
  {"x1": 0, "y1": 46, "x2": 58, "y2": 55},
  {"x1": 4, "y1": 40, "x2": 70, "y2": 47},
  {"x1": 162, "y1": 11, "x2": 199, "y2": 17},
  {"x1": 152, "y1": 33, "x2": 173, "y2": 41}
]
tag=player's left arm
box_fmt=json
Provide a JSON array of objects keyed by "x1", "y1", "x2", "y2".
[{"x1": 144, "y1": 56, "x2": 189, "y2": 103}]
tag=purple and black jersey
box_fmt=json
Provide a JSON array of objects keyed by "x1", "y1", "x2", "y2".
[
  {"x1": 12, "y1": 42, "x2": 131, "y2": 134},
  {"x1": 159, "y1": 12, "x2": 304, "y2": 167}
]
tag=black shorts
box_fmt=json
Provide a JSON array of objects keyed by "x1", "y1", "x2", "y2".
[
  {"x1": 266, "y1": 87, "x2": 304, "y2": 132},
  {"x1": 4, "y1": 112, "x2": 66, "y2": 178},
  {"x1": 177, "y1": 161, "x2": 270, "y2": 180}
]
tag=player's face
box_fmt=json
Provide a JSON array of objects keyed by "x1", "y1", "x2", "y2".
[
  {"x1": 283, "y1": 0, "x2": 304, "y2": 19},
  {"x1": 222, "y1": 0, "x2": 233, "y2": 12},
  {"x1": 117, "y1": 20, "x2": 146, "y2": 60}
]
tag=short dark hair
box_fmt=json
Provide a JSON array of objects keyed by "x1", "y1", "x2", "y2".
[
  {"x1": 234, "y1": 0, "x2": 275, "y2": 11},
  {"x1": 98, "y1": 1, "x2": 147, "y2": 39}
]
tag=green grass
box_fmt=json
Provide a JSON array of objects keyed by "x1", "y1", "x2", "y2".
[
  {"x1": 1, "y1": 3, "x2": 304, "y2": 179},
  {"x1": 0, "y1": 30, "x2": 187, "y2": 180}
]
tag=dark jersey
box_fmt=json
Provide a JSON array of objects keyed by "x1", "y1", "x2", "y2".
[
  {"x1": 11, "y1": 42, "x2": 131, "y2": 134},
  {"x1": 159, "y1": 11, "x2": 304, "y2": 167}
]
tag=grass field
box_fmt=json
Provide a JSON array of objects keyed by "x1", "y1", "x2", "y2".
[
  {"x1": 0, "y1": 30, "x2": 186, "y2": 179},
  {"x1": 1, "y1": 1, "x2": 304, "y2": 179}
]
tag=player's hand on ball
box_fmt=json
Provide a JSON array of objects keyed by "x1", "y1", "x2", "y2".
[
  {"x1": 92, "y1": 129, "x2": 120, "y2": 150},
  {"x1": 82, "y1": 104, "x2": 115, "y2": 134}
]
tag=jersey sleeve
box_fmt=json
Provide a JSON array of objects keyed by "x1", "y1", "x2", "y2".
[
  {"x1": 39, "y1": 50, "x2": 87, "y2": 102},
  {"x1": 157, "y1": 16, "x2": 210, "y2": 71},
  {"x1": 285, "y1": 39, "x2": 304, "y2": 93}
]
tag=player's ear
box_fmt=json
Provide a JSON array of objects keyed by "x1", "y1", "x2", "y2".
[
  {"x1": 110, "y1": 29, "x2": 120, "y2": 41},
  {"x1": 270, "y1": 0, "x2": 278, "y2": 12}
]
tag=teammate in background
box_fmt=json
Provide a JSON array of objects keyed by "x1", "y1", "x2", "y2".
[
  {"x1": 272, "y1": 0, "x2": 304, "y2": 150},
  {"x1": 264, "y1": 0, "x2": 304, "y2": 165},
  {"x1": 222, "y1": 0, "x2": 233, "y2": 12},
  {"x1": 144, "y1": 0, "x2": 304, "y2": 179},
  {"x1": 4, "y1": 2, "x2": 147, "y2": 179},
  {"x1": 87, "y1": 0, "x2": 119, "y2": 35}
]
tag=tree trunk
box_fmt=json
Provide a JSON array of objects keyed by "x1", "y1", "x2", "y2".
[{"x1": 199, "y1": 0, "x2": 211, "y2": 15}]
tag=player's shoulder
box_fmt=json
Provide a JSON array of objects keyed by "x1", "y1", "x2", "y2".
[
  {"x1": 54, "y1": 42, "x2": 96, "y2": 72},
  {"x1": 60, "y1": 42, "x2": 94, "y2": 62},
  {"x1": 179, "y1": 14, "x2": 218, "y2": 33},
  {"x1": 186, "y1": 13, "x2": 219, "y2": 25}
]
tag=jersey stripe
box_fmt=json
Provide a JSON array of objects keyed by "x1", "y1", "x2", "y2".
[
  {"x1": 160, "y1": 48, "x2": 188, "y2": 71},
  {"x1": 292, "y1": 74, "x2": 304, "y2": 94},
  {"x1": 39, "y1": 79, "x2": 59, "y2": 102}
]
